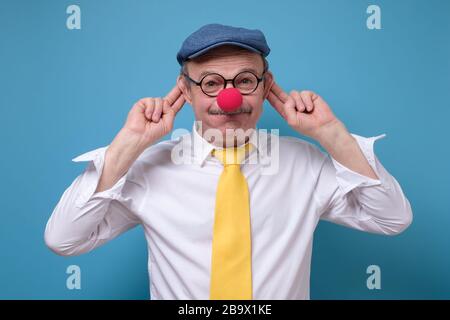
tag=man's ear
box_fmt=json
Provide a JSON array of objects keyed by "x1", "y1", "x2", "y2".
[
  {"x1": 177, "y1": 75, "x2": 193, "y2": 105},
  {"x1": 263, "y1": 71, "x2": 274, "y2": 100}
]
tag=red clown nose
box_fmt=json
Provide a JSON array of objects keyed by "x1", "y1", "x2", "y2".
[{"x1": 217, "y1": 88, "x2": 243, "y2": 112}]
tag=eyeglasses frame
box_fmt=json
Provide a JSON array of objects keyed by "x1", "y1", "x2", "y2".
[{"x1": 182, "y1": 70, "x2": 266, "y2": 97}]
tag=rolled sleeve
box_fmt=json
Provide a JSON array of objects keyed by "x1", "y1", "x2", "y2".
[
  {"x1": 315, "y1": 133, "x2": 413, "y2": 235},
  {"x1": 72, "y1": 146, "x2": 129, "y2": 208},
  {"x1": 44, "y1": 145, "x2": 141, "y2": 256},
  {"x1": 330, "y1": 133, "x2": 387, "y2": 195}
]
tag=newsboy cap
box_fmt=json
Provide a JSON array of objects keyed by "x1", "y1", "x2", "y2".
[{"x1": 176, "y1": 23, "x2": 270, "y2": 66}]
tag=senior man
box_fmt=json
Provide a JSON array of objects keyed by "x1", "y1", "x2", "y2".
[{"x1": 45, "y1": 23, "x2": 413, "y2": 300}]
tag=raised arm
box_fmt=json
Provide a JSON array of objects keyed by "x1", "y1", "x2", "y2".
[{"x1": 44, "y1": 85, "x2": 185, "y2": 256}]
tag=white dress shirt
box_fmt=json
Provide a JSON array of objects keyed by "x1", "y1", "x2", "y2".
[{"x1": 44, "y1": 122, "x2": 413, "y2": 300}]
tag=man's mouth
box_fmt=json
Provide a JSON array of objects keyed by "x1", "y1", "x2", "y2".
[{"x1": 208, "y1": 108, "x2": 252, "y2": 115}]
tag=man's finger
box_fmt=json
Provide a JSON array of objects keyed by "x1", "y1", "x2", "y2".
[
  {"x1": 270, "y1": 82, "x2": 289, "y2": 103},
  {"x1": 267, "y1": 91, "x2": 286, "y2": 118},
  {"x1": 291, "y1": 91, "x2": 306, "y2": 113},
  {"x1": 170, "y1": 94, "x2": 186, "y2": 114},
  {"x1": 284, "y1": 96, "x2": 298, "y2": 127},
  {"x1": 300, "y1": 91, "x2": 314, "y2": 113},
  {"x1": 165, "y1": 85, "x2": 183, "y2": 106}
]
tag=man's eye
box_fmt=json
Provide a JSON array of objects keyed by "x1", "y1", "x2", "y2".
[
  {"x1": 205, "y1": 81, "x2": 219, "y2": 87},
  {"x1": 240, "y1": 78, "x2": 254, "y2": 84}
]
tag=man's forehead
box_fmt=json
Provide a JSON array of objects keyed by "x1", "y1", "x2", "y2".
[
  {"x1": 190, "y1": 56, "x2": 264, "y2": 77},
  {"x1": 198, "y1": 67, "x2": 261, "y2": 78}
]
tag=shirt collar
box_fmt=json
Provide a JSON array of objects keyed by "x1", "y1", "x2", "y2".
[{"x1": 191, "y1": 121, "x2": 260, "y2": 167}]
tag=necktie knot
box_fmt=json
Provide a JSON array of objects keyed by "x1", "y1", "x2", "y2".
[{"x1": 212, "y1": 143, "x2": 254, "y2": 166}]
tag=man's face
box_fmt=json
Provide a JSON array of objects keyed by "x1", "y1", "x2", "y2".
[{"x1": 178, "y1": 48, "x2": 273, "y2": 146}]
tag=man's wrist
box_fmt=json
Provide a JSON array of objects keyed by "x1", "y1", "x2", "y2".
[
  {"x1": 114, "y1": 128, "x2": 151, "y2": 154},
  {"x1": 315, "y1": 119, "x2": 354, "y2": 153},
  {"x1": 105, "y1": 129, "x2": 148, "y2": 178}
]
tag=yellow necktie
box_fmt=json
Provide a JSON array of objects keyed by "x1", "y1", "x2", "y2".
[{"x1": 210, "y1": 143, "x2": 254, "y2": 300}]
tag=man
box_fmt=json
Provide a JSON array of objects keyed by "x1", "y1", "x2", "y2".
[{"x1": 44, "y1": 23, "x2": 413, "y2": 299}]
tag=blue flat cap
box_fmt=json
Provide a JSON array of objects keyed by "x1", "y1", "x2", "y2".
[{"x1": 176, "y1": 23, "x2": 270, "y2": 65}]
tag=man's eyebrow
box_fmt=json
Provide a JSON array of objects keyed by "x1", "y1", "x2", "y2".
[{"x1": 198, "y1": 67, "x2": 261, "y2": 78}]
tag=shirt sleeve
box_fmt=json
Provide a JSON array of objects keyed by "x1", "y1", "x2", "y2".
[
  {"x1": 314, "y1": 133, "x2": 413, "y2": 235},
  {"x1": 44, "y1": 146, "x2": 143, "y2": 256}
]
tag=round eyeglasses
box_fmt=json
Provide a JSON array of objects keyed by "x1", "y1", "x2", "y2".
[{"x1": 182, "y1": 71, "x2": 265, "y2": 97}]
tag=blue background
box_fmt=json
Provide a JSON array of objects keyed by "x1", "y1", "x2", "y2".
[{"x1": 1, "y1": 0, "x2": 449, "y2": 299}]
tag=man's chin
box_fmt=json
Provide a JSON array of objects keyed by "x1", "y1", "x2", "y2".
[
  {"x1": 207, "y1": 112, "x2": 251, "y2": 128},
  {"x1": 200, "y1": 117, "x2": 255, "y2": 147}
]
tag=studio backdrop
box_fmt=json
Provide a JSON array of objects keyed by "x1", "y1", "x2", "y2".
[{"x1": 0, "y1": 0, "x2": 449, "y2": 299}]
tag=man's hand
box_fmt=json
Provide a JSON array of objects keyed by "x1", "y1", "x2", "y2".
[
  {"x1": 95, "y1": 84, "x2": 185, "y2": 193},
  {"x1": 124, "y1": 85, "x2": 186, "y2": 150},
  {"x1": 266, "y1": 82, "x2": 341, "y2": 142},
  {"x1": 266, "y1": 82, "x2": 379, "y2": 180}
]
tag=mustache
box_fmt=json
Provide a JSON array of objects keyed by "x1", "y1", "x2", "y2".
[{"x1": 208, "y1": 106, "x2": 253, "y2": 115}]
